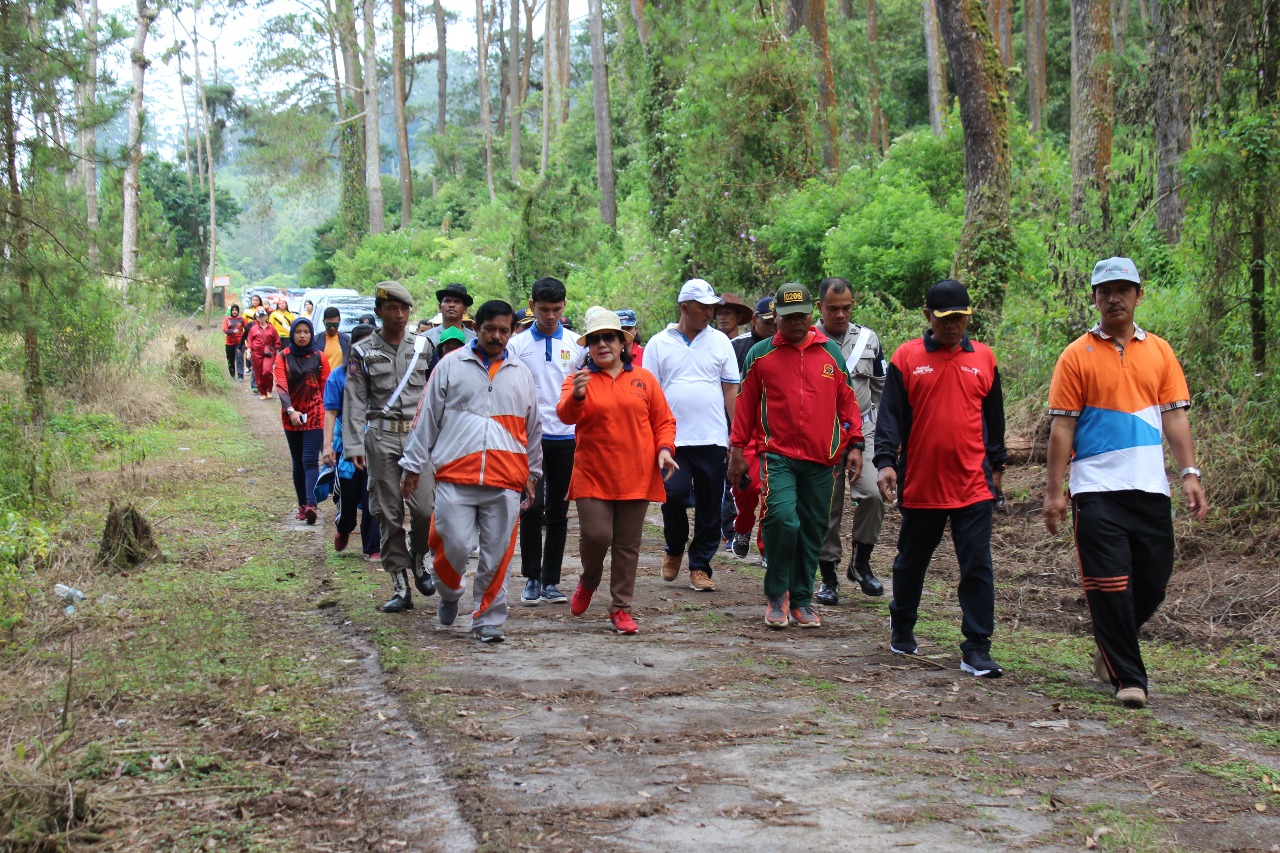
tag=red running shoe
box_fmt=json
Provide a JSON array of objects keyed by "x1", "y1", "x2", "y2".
[
  {"x1": 366, "y1": 552, "x2": 381, "y2": 562},
  {"x1": 334, "y1": 530, "x2": 350, "y2": 551},
  {"x1": 609, "y1": 610, "x2": 638, "y2": 635},
  {"x1": 294, "y1": 506, "x2": 307, "y2": 521},
  {"x1": 304, "y1": 505, "x2": 317, "y2": 525},
  {"x1": 570, "y1": 583, "x2": 593, "y2": 616}
]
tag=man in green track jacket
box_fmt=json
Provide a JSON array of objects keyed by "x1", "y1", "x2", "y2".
[{"x1": 728, "y1": 283, "x2": 864, "y2": 630}]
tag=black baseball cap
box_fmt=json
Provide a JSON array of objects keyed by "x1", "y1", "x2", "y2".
[{"x1": 925, "y1": 279, "x2": 972, "y2": 317}]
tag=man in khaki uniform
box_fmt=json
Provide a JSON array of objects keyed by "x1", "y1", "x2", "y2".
[
  {"x1": 344, "y1": 281, "x2": 437, "y2": 612},
  {"x1": 815, "y1": 277, "x2": 887, "y2": 605}
]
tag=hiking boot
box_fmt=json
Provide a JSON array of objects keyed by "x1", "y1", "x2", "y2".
[
  {"x1": 818, "y1": 560, "x2": 838, "y2": 587},
  {"x1": 765, "y1": 596, "x2": 788, "y2": 629},
  {"x1": 570, "y1": 583, "x2": 594, "y2": 616},
  {"x1": 815, "y1": 582, "x2": 839, "y2": 606},
  {"x1": 610, "y1": 610, "x2": 639, "y2": 635},
  {"x1": 411, "y1": 554, "x2": 436, "y2": 597},
  {"x1": 789, "y1": 604, "x2": 822, "y2": 628},
  {"x1": 690, "y1": 570, "x2": 716, "y2": 591},
  {"x1": 540, "y1": 584, "x2": 567, "y2": 604},
  {"x1": 304, "y1": 505, "x2": 318, "y2": 525},
  {"x1": 473, "y1": 625, "x2": 504, "y2": 643},
  {"x1": 960, "y1": 649, "x2": 1005, "y2": 679},
  {"x1": 295, "y1": 506, "x2": 307, "y2": 521},
  {"x1": 1093, "y1": 650, "x2": 1110, "y2": 684},
  {"x1": 437, "y1": 597, "x2": 459, "y2": 626},
  {"x1": 1115, "y1": 687, "x2": 1147, "y2": 709},
  {"x1": 381, "y1": 570, "x2": 413, "y2": 613},
  {"x1": 847, "y1": 543, "x2": 884, "y2": 596},
  {"x1": 889, "y1": 616, "x2": 918, "y2": 655},
  {"x1": 520, "y1": 578, "x2": 543, "y2": 606},
  {"x1": 662, "y1": 552, "x2": 683, "y2": 582},
  {"x1": 732, "y1": 532, "x2": 751, "y2": 558},
  {"x1": 334, "y1": 531, "x2": 350, "y2": 552}
]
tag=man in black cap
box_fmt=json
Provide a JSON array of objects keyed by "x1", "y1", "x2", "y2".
[
  {"x1": 425, "y1": 282, "x2": 478, "y2": 348},
  {"x1": 874, "y1": 279, "x2": 1008, "y2": 678},
  {"x1": 344, "y1": 281, "x2": 438, "y2": 613}
]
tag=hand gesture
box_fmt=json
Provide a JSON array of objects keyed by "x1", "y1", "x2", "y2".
[
  {"x1": 877, "y1": 467, "x2": 897, "y2": 503},
  {"x1": 1182, "y1": 475, "x2": 1207, "y2": 520},
  {"x1": 571, "y1": 369, "x2": 590, "y2": 400},
  {"x1": 658, "y1": 448, "x2": 680, "y2": 481},
  {"x1": 1043, "y1": 490, "x2": 1069, "y2": 535},
  {"x1": 845, "y1": 448, "x2": 863, "y2": 484}
]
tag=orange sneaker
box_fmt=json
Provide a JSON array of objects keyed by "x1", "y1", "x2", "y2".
[{"x1": 570, "y1": 583, "x2": 593, "y2": 616}]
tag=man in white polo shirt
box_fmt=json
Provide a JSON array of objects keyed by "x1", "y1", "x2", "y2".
[
  {"x1": 644, "y1": 279, "x2": 741, "y2": 591},
  {"x1": 508, "y1": 276, "x2": 582, "y2": 605}
]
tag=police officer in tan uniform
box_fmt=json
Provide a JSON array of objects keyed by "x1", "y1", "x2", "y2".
[
  {"x1": 344, "y1": 281, "x2": 437, "y2": 612},
  {"x1": 815, "y1": 277, "x2": 887, "y2": 605}
]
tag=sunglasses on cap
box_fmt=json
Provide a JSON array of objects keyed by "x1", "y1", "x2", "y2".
[{"x1": 585, "y1": 332, "x2": 620, "y2": 346}]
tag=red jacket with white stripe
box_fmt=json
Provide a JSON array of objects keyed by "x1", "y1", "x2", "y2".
[{"x1": 400, "y1": 343, "x2": 543, "y2": 492}]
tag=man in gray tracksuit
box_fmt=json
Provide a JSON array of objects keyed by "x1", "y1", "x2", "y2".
[{"x1": 815, "y1": 277, "x2": 887, "y2": 605}]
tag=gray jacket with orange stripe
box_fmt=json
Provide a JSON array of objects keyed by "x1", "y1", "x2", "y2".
[{"x1": 400, "y1": 344, "x2": 543, "y2": 492}]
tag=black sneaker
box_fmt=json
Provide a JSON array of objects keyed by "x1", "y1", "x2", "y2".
[
  {"x1": 960, "y1": 649, "x2": 1004, "y2": 678},
  {"x1": 540, "y1": 584, "x2": 567, "y2": 604},
  {"x1": 732, "y1": 532, "x2": 751, "y2": 558},
  {"x1": 437, "y1": 598, "x2": 459, "y2": 626},
  {"x1": 889, "y1": 617, "x2": 917, "y2": 655},
  {"x1": 814, "y1": 582, "x2": 838, "y2": 606},
  {"x1": 519, "y1": 578, "x2": 542, "y2": 606},
  {"x1": 473, "y1": 625, "x2": 504, "y2": 643}
]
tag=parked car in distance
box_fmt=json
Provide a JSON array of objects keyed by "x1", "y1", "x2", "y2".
[
  {"x1": 311, "y1": 296, "x2": 379, "y2": 334},
  {"x1": 241, "y1": 285, "x2": 285, "y2": 310},
  {"x1": 285, "y1": 288, "x2": 309, "y2": 313}
]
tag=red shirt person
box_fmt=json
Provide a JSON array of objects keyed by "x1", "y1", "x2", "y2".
[
  {"x1": 729, "y1": 283, "x2": 863, "y2": 630},
  {"x1": 246, "y1": 309, "x2": 280, "y2": 398},
  {"x1": 874, "y1": 279, "x2": 1008, "y2": 678},
  {"x1": 273, "y1": 318, "x2": 332, "y2": 524}
]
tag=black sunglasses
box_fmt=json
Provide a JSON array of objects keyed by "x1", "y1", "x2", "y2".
[{"x1": 585, "y1": 332, "x2": 620, "y2": 346}]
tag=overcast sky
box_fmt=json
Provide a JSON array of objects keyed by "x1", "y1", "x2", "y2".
[{"x1": 103, "y1": 0, "x2": 589, "y2": 149}]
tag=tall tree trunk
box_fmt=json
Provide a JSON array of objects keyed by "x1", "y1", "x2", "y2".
[
  {"x1": 934, "y1": 0, "x2": 1013, "y2": 316},
  {"x1": 364, "y1": 0, "x2": 385, "y2": 234},
  {"x1": 1069, "y1": 0, "x2": 1114, "y2": 228},
  {"x1": 1150, "y1": 0, "x2": 1187, "y2": 241},
  {"x1": 393, "y1": 0, "x2": 412, "y2": 228},
  {"x1": 867, "y1": 0, "x2": 888, "y2": 153},
  {"x1": 787, "y1": 0, "x2": 804, "y2": 34},
  {"x1": 508, "y1": 0, "x2": 521, "y2": 179},
  {"x1": 840, "y1": 0, "x2": 853, "y2": 16},
  {"x1": 175, "y1": 37, "x2": 194, "y2": 189},
  {"x1": 1250, "y1": 0, "x2": 1277, "y2": 370},
  {"x1": 435, "y1": 0, "x2": 447, "y2": 135},
  {"x1": 924, "y1": 0, "x2": 947, "y2": 136},
  {"x1": 1111, "y1": 0, "x2": 1128, "y2": 56},
  {"x1": 587, "y1": 0, "x2": 615, "y2": 224},
  {"x1": 629, "y1": 0, "x2": 650, "y2": 45},
  {"x1": 335, "y1": 0, "x2": 365, "y2": 126},
  {"x1": 810, "y1": 0, "x2": 839, "y2": 168},
  {"x1": 557, "y1": 0, "x2": 569, "y2": 126},
  {"x1": 540, "y1": 0, "x2": 555, "y2": 174},
  {"x1": 476, "y1": 0, "x2": 496, "y2": 201},
  {"x1": 495, "y1": 0, "x2": 508, "y2": 135},
  {"x1": 986, "y1": 0, "x2": 1011, "y2": 68},
  {"x1": 74, "y1": 0, "x2": 100, "y2": 268},
  {"x1": 1025, "y1": 0, "x2": 1047, "y2": 134},
  {"x1": 0, "y1": 0, "x2": 42, "y2": 416},
  {"x1": 335, "y1": 0, "x2": 367, "y2": 230},
  {"x1": 192, "y1": 5, "x2": 218, "y2": 323},
  {"x1": 121, "y1": 0, "x2": 152, "y2": 294},
  {"x1": 521, "y1": 0, "x2": 535, "y2": 101},
  {"x1": 327, "y1": 0, "x2": 345, "y2": 121}
]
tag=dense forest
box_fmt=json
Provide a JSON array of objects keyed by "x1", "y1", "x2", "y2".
[{"x1": 0, "y1": 0, "x2": 1277, "y2": 522}]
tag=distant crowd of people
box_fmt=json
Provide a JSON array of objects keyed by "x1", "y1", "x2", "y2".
[{"x1": 225, "y1": 257, "x2": 1206, "y2": 710}]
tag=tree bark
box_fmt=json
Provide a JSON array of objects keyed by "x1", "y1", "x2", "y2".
[
  {"x1": 934, "y1": 0, "x2": 1013, "y2": 316},
  {"x1": 521, "y1": 0, "x2": 535, "y2": 101},
  {"x1": 587, "y1": 0, "x2": 615, "y2": 224},
  {"x1": 476, "y1": 0, "x2": 496, "y2": 201},
  {"x1": 867, "y1": 0, "x2": 888, "y2": 153},
  {"x1": 1150, "y1": 0, "x2": 1187, "y2": 241},
  {"x1": 540, "y1": 0, "x2": 555, "y2": 174},
  {"x1": 923, "y1": 0, "x2": 946, "y2": 136},
  {"x1": 393, "y1": 0, "x2": 412, "y2": 228},
  {"x1": 435, "y1": 0, "x2": 448, "y2": 135},
  {"x1": 556, "y1": 0, "x2": 569, "y2": 126},
  {"x1": 74, "y1": 0, "x2": 100, "y2": 268},
  {"x1": 508, "y1": 0, "x2": 522, "y2": 179},
  {"x1": 191, "y1": 4, "x2": 218, "y2": 323},
  {"x1": 1111, "y1": 0, "x2": 1128, "y2": 56},
  {"x1": 364, "y1": 0, "x2": 385, "y2": 234},
  {"x1": 0, "y1": 0, "x2": 42, "y2": 416},
  {"x1": 810, "y1": 0, "x2": 839, "y2": 168},
  {"x1": 629, "y1": 0, "x2": 650, "y2": 45},
  {"x1": 1024, "y1": 0, "x2": 1047, "y2": 134},
  {"x1": 986, "y1": 0, "x2": 1011, "y2": 68},
  {"x1": 121, "y1": 0, "x2": 152, "y2": 293},
  {"x1": 1250, "y1": 0, "x2": 1277, "y2": 369},
  {"x1": 1069, "y1": 0, "x2": 1114, "y2": 228}
]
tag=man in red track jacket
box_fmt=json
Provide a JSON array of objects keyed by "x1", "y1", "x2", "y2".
[
  {"x1": 874, "y1": 279, "x2": 1008, "y2": 678},
  {"x1": 729, "y1": 283, "x2": 863, "y2": 630}
]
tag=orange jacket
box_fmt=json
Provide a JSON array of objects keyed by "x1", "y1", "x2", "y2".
[{"x1": 557, "y1": 364, "x2": 677, "y2": 502}]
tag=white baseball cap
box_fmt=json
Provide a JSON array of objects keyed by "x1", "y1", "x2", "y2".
[
  {"x1": 678, "y1": 278, "x2": 723, "y2": 305},
  {"x1": 1090, "y1": 257, "x2": 1141, "y2": 288}
]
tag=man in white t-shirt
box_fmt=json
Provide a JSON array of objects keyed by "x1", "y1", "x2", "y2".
[
  {"x1": 508, "y1": 276, "x2": 583, "y2": 606},
  {"x1": 644, "y1": 279, "x2": 741, "y2": 591}
]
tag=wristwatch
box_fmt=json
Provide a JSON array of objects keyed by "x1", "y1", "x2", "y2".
[{"x1": 1180, "y1": 466, "x2": 1201, "y2": 478}]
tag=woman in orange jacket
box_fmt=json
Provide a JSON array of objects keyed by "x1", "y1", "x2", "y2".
[{"x1": 556, "y1": 307, "x2": 679, "y2": 635}]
